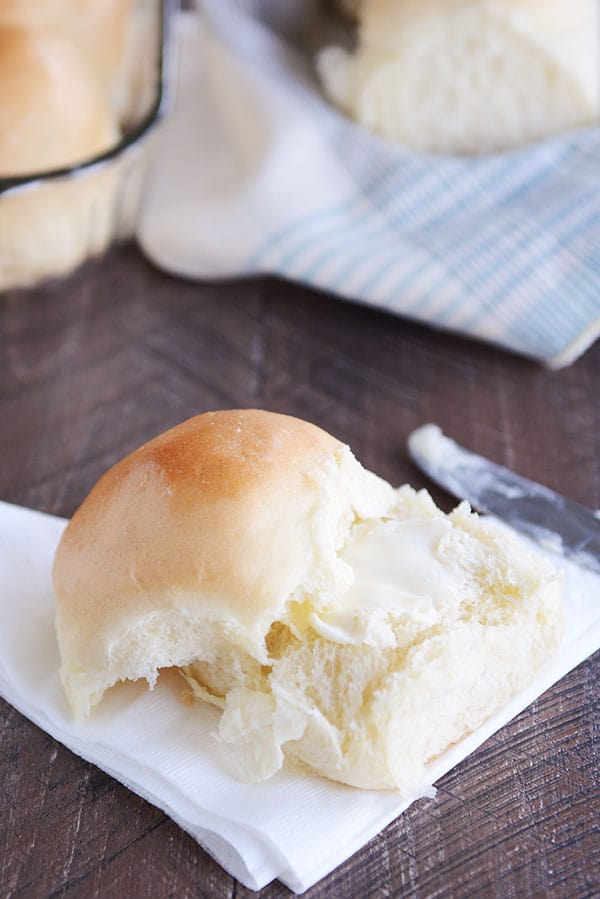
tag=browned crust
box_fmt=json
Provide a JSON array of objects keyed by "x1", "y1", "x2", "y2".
[
  {"x1": 0, "y1": 25, "x2": 118, "y2": 176},
  {"x1": 53, "y1": 410, "x2": 343, "y2": 653}
]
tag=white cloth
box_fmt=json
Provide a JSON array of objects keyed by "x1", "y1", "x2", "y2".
[
  {"x1": 138, "y1": 6, "x2": 600, "y2": 368},
  {"x1": 0, "y1": 499, "x2": 599, "y2": 892}
]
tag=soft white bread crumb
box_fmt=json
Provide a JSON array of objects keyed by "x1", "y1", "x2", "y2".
[
  {"x1": 318, "y1": 0, "x2": 600, "y2": 154},
  {"x1": 53, "y1": 410, "x2": 563, "y2": 795}
]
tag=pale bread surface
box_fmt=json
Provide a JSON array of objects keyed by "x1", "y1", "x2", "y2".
[{"x1": 319, "y1": 0, "x2": 600, "y2": 153}]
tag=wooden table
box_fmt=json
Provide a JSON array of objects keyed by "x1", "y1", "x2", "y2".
[{"x1": 0, "y1": 245, "x2": 598, "y2": 898}]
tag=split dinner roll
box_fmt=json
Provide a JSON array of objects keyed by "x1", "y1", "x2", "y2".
[
  {"x1": 53, "y1": 410, "x2": 563, "y2": 794},
  {"x1": 319, "y1": 0, "x2": 600, "y2": 154}
]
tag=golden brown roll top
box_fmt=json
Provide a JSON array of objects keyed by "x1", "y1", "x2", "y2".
[
  {"x1": 53, "y1": 409, "x2": 563, "y2": 794},
  {"x1": 0, "y1": 25, "x2": 119, "y2": 177}
]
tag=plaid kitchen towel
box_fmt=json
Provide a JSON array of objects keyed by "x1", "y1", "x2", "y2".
[{"x1": 138, "y1": 3, "x2": 600, "y2": 367}]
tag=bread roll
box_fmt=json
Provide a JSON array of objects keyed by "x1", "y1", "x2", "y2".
[
  {"x1": 53, "y1": 410, "x2": 563, "y2": 794},
  {"x1": 0, "y1": 171, "x2": 121, "y2": 291},
  {"x1": 0, "y1": 26, "x2": 118, "y2": 176},
  {"x1": 0, "y1": 0, "x2": 135, "y2": 121},
  {"x1": 0, "y1": 25, "x2": 120, "y2": 290},
  {"x1": 318, "y1": 0, "x2": 600, "y2": 154}
]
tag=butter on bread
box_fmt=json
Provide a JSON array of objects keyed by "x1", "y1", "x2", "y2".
[
  {"x1": 53, "y1": 410, "x2": 563, "y2": 794},
  {"x1": 319, "y1": 0, "x2": 600, "y2": 154}
]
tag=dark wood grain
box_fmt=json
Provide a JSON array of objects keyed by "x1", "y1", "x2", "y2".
[{"x1": 0, "y1": 244, "x2": 598, "y2": 899}]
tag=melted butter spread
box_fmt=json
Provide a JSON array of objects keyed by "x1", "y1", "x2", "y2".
[{"x1": 309, "y1": 517, "x2": 465, "y2": 644}]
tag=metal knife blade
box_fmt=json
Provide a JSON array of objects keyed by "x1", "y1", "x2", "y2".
[{"x1": 408, "y1": 424, "x2": 600, "y2": 574}]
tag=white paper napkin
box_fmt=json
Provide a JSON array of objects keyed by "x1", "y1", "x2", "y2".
[
  {"x1": 1, "y1": 499, "x2": 599, "y2": 893},
  {"x1": 137, "y1": 6, "x2": 600, "y2": 368}
]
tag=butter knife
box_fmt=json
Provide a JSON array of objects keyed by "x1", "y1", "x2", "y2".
[{"x1": 408, "y1": 424, "x2": 600, "y2": 574}]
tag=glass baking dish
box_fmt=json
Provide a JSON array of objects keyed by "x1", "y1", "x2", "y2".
[{"x1": 0, "y1": 0, "x2": 174, "y2": 292}]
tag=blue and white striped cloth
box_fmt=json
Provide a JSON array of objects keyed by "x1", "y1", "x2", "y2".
[{"x1": 138, "y1": 4, "x2": 600, "y2": 367}]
